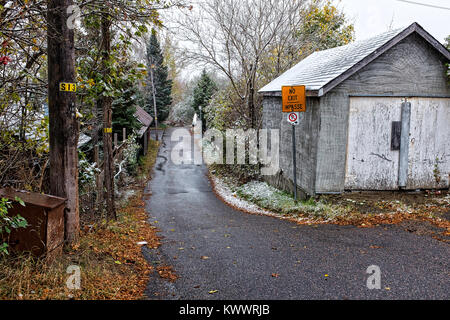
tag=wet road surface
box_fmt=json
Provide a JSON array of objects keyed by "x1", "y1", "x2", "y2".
[{"x1": 144, "y1": 127, "x2": 449, "y2": 300}]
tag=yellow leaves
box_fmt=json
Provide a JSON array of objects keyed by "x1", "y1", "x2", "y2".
[{"x1": 208, "y1": 290, "x2": 218, "y2": 294}]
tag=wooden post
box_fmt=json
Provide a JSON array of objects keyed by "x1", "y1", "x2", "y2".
[
  {"x1": 144, "y1": 131, "x2": 148, "y2": 156},
  {"x1": 101, "y1": 6, "x2": 116, "y2": 220},
  {"x1": 94, "y1": 145, "x2": 103, "y2": 211},
  {"x1": 123, "y1": 127, "x2": 126, "y2": 142},
  {"x1": 398, "y1": 102, "x2": 411, "y2": 189},
  {"x1": 148, "y1": 126, "x2": 151, "y2": 146},
  {"x1": 47, "y1": 0, "x2": 80, "y2": 243},
  {"x1": 114, "y1": 133, "x2": 118, "y2": 150},
  {"x1": 94, "y1": 145, "x2": 99, "y2": 168}
]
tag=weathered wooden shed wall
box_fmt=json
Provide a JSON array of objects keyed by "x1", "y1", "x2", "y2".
[
  {"x1": 262, "y1": 96, "x2": 320, "y2": 197},
  {"x1": 315, "y1": 33, "x2": 450, "y2": 193}
]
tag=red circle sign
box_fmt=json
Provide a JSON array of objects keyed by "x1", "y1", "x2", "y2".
[{"x1": 289, "y1": 113, "x2": 298, "y2": 122}]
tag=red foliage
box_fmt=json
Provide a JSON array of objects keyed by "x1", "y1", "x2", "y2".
[{"x1": 0, "y1": 56, "x2": 11, "y2": 65}]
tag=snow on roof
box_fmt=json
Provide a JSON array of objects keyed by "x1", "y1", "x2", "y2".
[
  {"x1": 78, "y1": 133, "x2": 92, "y2": 148},
  {"x1": 259, "y1": 27, "x2": 405, "y2": 93},
  {"x1": 259, "y1": 23, "x2": 450, "y2": 95}
]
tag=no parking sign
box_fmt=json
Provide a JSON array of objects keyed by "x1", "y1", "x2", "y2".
[{"x1": 287, "y1": 112, "x2": 300, "y2": 126}]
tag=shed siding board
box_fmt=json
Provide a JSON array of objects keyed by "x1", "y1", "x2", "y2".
[
  {"x1": 314, "y1": 33, "x2": 450, "y2": 193},
  {"x1": 407, "y1": 97, "x2": 450, "y2": 189},
  {"x1": 314, "y1": 92, "x2": 350, "y2": 193},
  {"x1": 262, "y1": 96, "x2": 319, "y2": 196},
  {"x1": 345, "y1": 97, "x2": 402, "y2": 190}
]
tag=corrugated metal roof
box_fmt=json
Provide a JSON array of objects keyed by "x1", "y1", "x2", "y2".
[{"x1": 259, "y1": 27, "x2": 407, "y2": 94}]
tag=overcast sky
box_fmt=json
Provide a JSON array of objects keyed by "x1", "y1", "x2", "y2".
[{"x1": 335, "y1": 0, "x2": 450, "y2": 43}]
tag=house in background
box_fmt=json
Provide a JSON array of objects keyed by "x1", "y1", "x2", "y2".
[{"x1": 259, "y1": 22, "x2": 450, "y2": 197}]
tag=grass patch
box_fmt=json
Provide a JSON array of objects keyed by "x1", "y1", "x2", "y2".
[
  {"x1": 137, "y1": 139, "x2": 160, "y2": 182},
  {"x1": 0, "y1": 140, "x2": 161, "y2": 300},
  {"x1": 235, "y1": 181, "x2": 348, "y2": 220}
]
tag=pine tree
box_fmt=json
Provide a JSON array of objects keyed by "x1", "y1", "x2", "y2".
[
  {"x1": 146, "y1": 31, "x2": 173, "y2": 122},
  {"x1": 191, "y1": 70, "x2": 217, "y2": 129},
  {"x1": 112, "y1": 79, "x2": 141, "y2": 136}
]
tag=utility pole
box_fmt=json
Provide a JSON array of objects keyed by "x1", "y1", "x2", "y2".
[
  {"x1": 150, "y1": 61, "x2": 158, "y2": 141},
  {"x1": 47, "y1": 0, "x2": 80, "y2": 243},
  {"x1": 101, "y1": 4, "x2": 116, "y2": 220}
]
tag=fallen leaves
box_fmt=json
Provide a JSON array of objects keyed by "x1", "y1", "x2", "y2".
[
  {"x1": 209, "y1": 290, "x2": 218, "y2": 294},
  {"x1": 271, "y1": 273, "x2": 279, "y2": 278},
  {"x1": 0, "y1": 189, "x2": 163, "y2": 300},
  {"x1": 156, "y1": 266, "x2": 178, "y2": 282}
]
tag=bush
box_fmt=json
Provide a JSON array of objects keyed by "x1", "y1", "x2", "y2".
[{"x1": 0, "y1": 197, "x2": 28, "y2": 256}]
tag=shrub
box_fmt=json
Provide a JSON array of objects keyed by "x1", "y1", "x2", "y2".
[{"x1": 0, "y1": 197, "x2": 28, "y2": 256}]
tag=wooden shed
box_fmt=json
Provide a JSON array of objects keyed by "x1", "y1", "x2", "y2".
[{"x1": 259, "y1": 23, "x2": 450, "y2": 197}]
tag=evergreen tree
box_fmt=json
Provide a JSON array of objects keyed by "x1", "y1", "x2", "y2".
[
  {"x1": 146, "y1": 31, "x2": 173, "y2": 122},
  {"x1": 191, "y1": 70, "x2": 217, "y2": 129},
  {"x1": 112, "y1": 79, "x2": 141, "y2": 136}
]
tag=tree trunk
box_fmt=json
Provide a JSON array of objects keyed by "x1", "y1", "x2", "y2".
[
  {"x1": 101, "y1": 6, "x2": 116, "y2": 220},
  {"x1": 248, "y1": 64, "x2": 256, "y2": 129},
  {"x1": 47, "y1": 0, "x2": 80, "y2": 243}
]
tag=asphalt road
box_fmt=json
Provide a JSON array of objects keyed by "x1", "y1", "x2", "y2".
[{"x1": 144, "y1": 127, "x2": 449, "y2": 300}]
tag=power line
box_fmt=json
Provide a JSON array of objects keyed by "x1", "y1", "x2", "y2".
[{"x1": 395, "y1": 0, "x2": 450, "y2": 11}]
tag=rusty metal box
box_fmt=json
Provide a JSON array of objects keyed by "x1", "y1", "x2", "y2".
[{"x1": 0, "y1": 188, "x2": 66, "y2": 259}]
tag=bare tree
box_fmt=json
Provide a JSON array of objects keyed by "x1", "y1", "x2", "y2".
[{"x1": 172, "y1": 0, "x2": 307, "y2": 129}]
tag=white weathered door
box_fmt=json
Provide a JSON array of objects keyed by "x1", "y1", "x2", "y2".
[
  {"x1": 407, "y1": 98, "x2": 450, "y2": 189},
  {"x1": 345, "y1": 97, "x2": 403, "y2": 190}
]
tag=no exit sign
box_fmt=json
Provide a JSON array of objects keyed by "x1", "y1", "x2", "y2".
[{"x1": 282, "y1": 86, "x2": 306, "y2": 113}]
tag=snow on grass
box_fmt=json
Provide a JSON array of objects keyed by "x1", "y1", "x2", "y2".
[
  {"x1": 235, "y1": 181, "x2": 346, "y2": 220},
  {"x1": 210, "y1": 175, "x2": 346, "y2": 223},
  {"x1": 211, "y1": 175, "x2": 274, "y2": 216}
]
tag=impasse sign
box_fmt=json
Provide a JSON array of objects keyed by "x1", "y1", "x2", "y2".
[{"x1": 282, "y1": 86, "x2": 306, "y2": 113}]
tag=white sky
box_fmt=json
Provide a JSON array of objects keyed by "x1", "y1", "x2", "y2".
[{"x1": 335, "y1": 0, "x2": 450, "y2": 43}]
